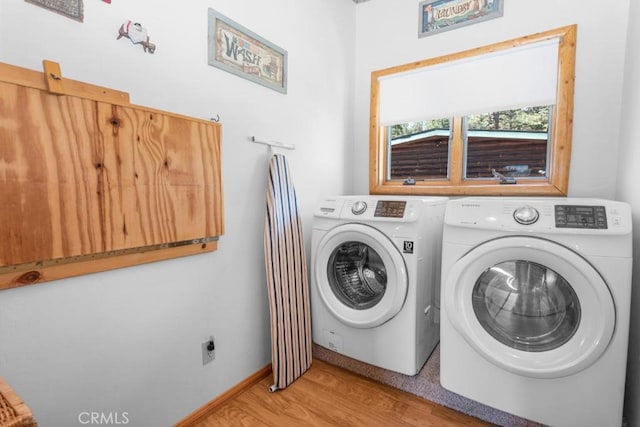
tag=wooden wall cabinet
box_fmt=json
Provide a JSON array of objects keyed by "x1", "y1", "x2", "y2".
[{"x1": 0, "y1": 61, "x2": 224, "y2": 290}]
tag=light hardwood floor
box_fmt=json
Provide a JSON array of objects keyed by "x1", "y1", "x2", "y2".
[{"x1": 195, "y1": 360, "x2": 491, "y2": 426}]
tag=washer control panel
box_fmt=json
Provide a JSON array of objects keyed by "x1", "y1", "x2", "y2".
[
  {"x1": 555, "y1": 205, "x2": 607, "y2": 229},
  {"x1": 374, "y1": 200, "x2": 407, "y2": 218}
]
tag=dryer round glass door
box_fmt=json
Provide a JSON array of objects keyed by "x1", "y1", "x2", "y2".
[
  {"x1": 444, "y1": 236, "x2": 615, "y2": 379},
  {"x1": 473, "y1": 260, "x2": 581, "y2": 352},
  {"x1": 314, "y1": 223, "x2": 408, "y2": 328}
]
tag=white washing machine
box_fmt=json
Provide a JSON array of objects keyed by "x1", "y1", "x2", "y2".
[
  {"x1": 440, "y1": 197, "x2": 632, "y2": 427},
  {"x1": 311, "y1": 195, "x2": 447, "y2": 375}
]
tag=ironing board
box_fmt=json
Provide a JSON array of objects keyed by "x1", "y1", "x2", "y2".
[{"x1": 263, "y1": 153, "x2": 312, "y2": 391}]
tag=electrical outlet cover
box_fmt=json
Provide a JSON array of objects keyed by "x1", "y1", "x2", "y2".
[{"x1": 202, "y1": 340, "x2": 215, "y2": 365}]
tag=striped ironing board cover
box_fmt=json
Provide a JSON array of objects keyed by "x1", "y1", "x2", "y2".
[{"x1": 263, "y1": 153, "x2": 312, "y2": 391}]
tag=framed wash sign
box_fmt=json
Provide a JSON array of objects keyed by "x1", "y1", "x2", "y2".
[
  {"x1": 418, "y1": 0, "x2": 503, "y2": 38},
  {"x1": 208, "y1": 8, "x2": 287, "y2": 94}
]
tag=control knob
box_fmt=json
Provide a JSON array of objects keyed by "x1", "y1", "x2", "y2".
[
  {"x1": 513, "y1": 206, "x2": 539, "y2": 225},
  {"x1": 351, "y1": 201, "x2": 367, "y2": 215}
]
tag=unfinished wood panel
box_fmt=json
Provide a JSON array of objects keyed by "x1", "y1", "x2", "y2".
[
  {"x1": 0, "y1": 80, "x2": 104, "y2": 266},
  {"x1": 0, "y1": 61, "x2": 223, "y2": 289},
  {"x1": 0, "y1": 242, "x2": 217, "y2": 291},
  {"x1": 96, "y1": 103, "x2": 223, "y2": 251}
]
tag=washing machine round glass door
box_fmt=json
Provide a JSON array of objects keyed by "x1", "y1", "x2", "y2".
[
  {"x1": 314, "y1": 223, "x2": 408, "y2": 328},
  {"x1": 444, "y1": 236, "x2": 615, "y2": 379}
]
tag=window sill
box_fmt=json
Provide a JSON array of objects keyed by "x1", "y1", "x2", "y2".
[{"x1": 369, "y1": 180, "x2": 567, "y2": 197}]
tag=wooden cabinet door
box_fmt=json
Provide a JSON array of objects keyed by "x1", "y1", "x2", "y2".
[
  {"x1": 96, "y1": 103, "x2": 223, "y2": 251},
  {"x1": 0, "y1": 81, "x2": 104, "y2": 265},
  {"x1": 0, "y1": 69, "x2": 223, "y2": 289}
]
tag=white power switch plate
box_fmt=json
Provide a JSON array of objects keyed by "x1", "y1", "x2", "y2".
[{"x1": 202, "y1": 337, "x2": 215, "y2": 365}]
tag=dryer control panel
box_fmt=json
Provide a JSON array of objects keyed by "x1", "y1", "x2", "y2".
[
  {"x1": 444, "y1": 197, "x2": 630, "y2": 235},
  {"x1": 555, "y1": 205, "x2": 607, "y2": 229}
]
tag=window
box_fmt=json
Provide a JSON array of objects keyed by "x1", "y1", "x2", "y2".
[{"x1": 370, "y1": 25, "x2": 576, "y2": 196}]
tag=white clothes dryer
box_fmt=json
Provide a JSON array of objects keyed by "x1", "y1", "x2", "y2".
[
  {"x1": 440, "y1": 197, "x2": 632, "y2": 427},
  {"x1": 311, "y1": 196, "x2": 447, "y2": 375}
]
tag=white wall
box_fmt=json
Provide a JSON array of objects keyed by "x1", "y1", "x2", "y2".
[
  {"x1": 353, "y1": 0, "x2": 630, "y2": 198},
  {"x1": 618, "y1": 1, "x2": 640, "y2": 425},
  {"x1": 0, "y1": 1, "x2": 353, "y2": 425}
]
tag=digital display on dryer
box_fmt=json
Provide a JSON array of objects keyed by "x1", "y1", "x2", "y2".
[
  {"x1": 555, "y1": 205, "x2": 607, "y2": 229},
  {"x1": 374, "y1": 201, "x2": 406, "y2": 218}
]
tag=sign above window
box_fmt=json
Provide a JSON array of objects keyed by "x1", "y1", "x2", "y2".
[{"x1": 418, "y1": 0, "x2": 504, "y2": 38}]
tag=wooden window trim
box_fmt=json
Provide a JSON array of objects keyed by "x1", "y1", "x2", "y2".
[{"x1": 369, "y1": 25, "x2": 576, "y2": 196}]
